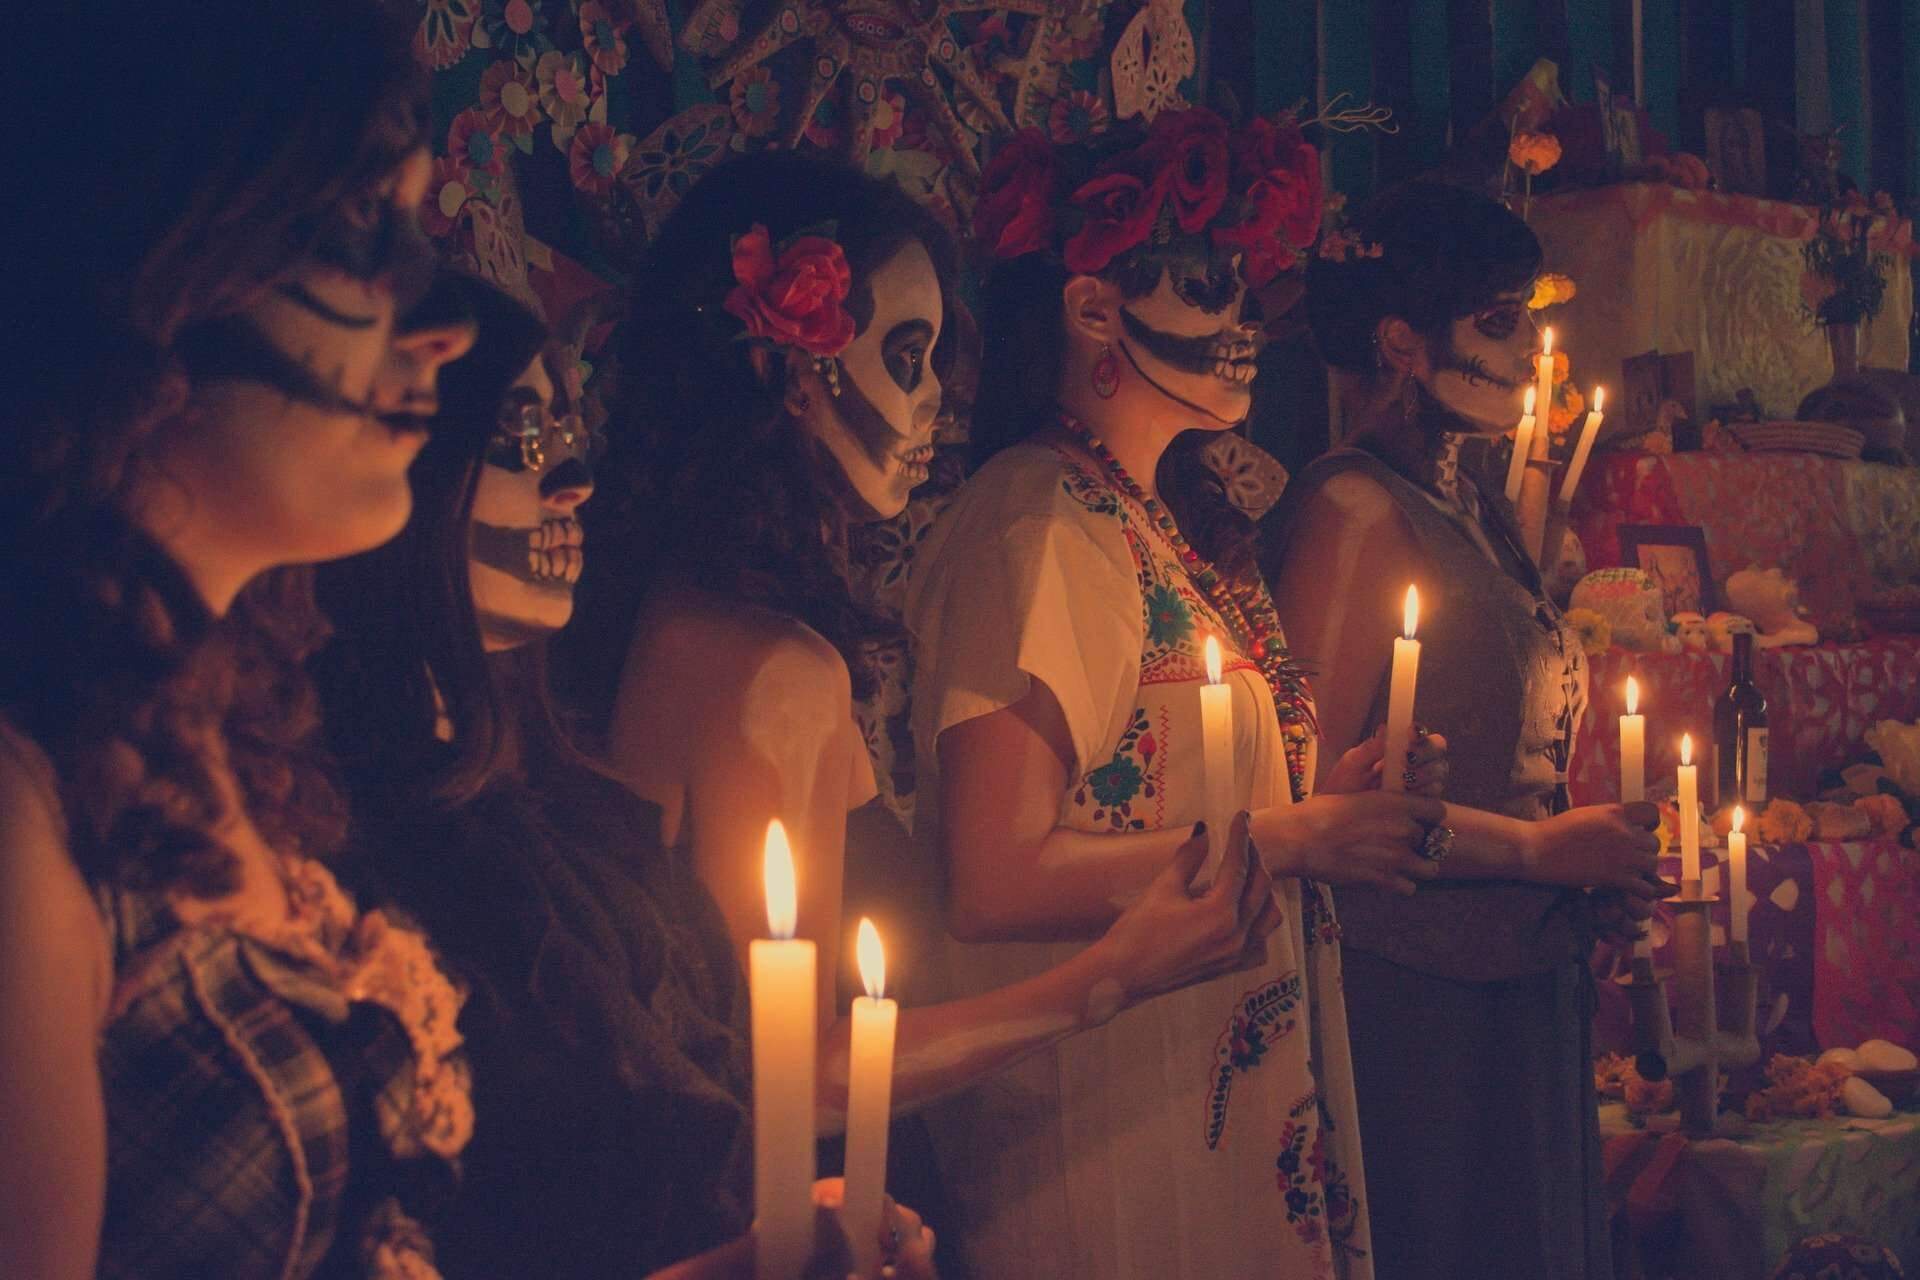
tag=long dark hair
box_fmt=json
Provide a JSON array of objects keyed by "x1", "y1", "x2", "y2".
[
  {"x1": 562, "y1": 150, "x2": 959, "y2": 719},
  {"x1": 310, "y1": 285, "x2": 752, "y2": 1273},
  {"x1": 1305, "y1": 181, "x2": 1543, "y2": 382},
  {"x1": 971, "y1": 199, "x2": 1261, "y2": 585},
  {"x1": 3, "y1": 0, "x2": 427, "y2": 896}
]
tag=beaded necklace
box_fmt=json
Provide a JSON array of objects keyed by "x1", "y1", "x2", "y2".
[{"x1": 1057, "y1": 412, "x2": 1316, "y2": 801}]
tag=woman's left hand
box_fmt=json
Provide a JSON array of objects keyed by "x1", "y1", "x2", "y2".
[{"x1": 1321, "y1": 725, "x2": 1449, "y2": 797}]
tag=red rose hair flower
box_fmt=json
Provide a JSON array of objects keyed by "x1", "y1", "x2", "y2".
[
  {"x1": 1062, "y1": 169, "x2": 1169, "y2": 275},
  {"x1": 975, "y1": 128, "x2": 1058, "y2": 259},
  {"x1": 1146, "y1": 109, "x2": 1232, "y2": 233},
  {"x1": 722, "y1": 223, "x2": 856, "y2": 358}
]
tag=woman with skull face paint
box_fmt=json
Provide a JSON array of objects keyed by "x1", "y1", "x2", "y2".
[
  {"x1": 564, "y1": 150, "x2": 1280, "y2": 1243},
  {"x1": 2, "y1": 3, "x2": 477, "y2": 1277},
  {"x1": 314, "y1": 276, "x2": 940, "y2": 1280},
  {"x1": 1265, "y1": 182, "x2": 1669, "y2": 1280},
  {"x1": 904, "y1": 112, "x2": 1445, "y2": 1280}
]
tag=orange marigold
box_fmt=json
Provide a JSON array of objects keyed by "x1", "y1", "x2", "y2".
[
  {"x1": 1509, "y1": 130, "x2": 1563, "y2": 176},
  {"x1": 1854, "y1": 792, "x2": 1909, "y2": 839},
  {"x1": 1758, "y1": 798, "x2": 1814, "y2": 844}
]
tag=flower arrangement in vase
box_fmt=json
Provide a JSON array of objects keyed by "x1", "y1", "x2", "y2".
[{"x1": 1801, "y1": 194, "x2": 1911, "y2": 374}]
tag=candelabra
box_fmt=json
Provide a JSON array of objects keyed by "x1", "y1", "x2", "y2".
[{"x1": 1626, "y1": 880, "x2": 1762, "y2": 1136}]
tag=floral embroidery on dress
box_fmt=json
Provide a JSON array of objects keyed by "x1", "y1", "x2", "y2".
[
  {"x1": 1204, "y1": 974, "x2": 1301, "y2": 1149},
  {"x1": 1143, "y1": 582, "x2": 1196, "y2": 649},
  {"x1": 1059, "y1": 459, "x2": 1122, "y2": 517},
  {"x1": 1072, "y1": 707, "x2": 1161, "y2": 830}
]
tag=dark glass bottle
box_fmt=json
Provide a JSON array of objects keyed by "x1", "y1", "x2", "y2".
[{"x1": 1713, "y1": 631, "x2": 1769, "y2": 809}]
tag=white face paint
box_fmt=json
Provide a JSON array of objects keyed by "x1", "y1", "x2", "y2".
[
  {"x1": 799, "y1": 240, "x2": 943, "y2": 521},
  {"x1": 468, "y1": 355, "x2": 596, "y2": 651},
  {"x1": 1423, "y1": 289, "x2": 1539, "y2": 432},
  {"x1": 1114, "y1": 260, "x2": 1262, "y2": 427}
]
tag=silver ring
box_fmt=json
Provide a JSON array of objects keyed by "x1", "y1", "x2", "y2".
[{"x1": 1419, "y1": 824, "x2": 1454, "y2": 867}]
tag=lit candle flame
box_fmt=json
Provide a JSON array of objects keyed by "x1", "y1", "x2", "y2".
[
  {"x1": 856, "y1": 917, "x2": 886, "y2": 1001},
  {"x1": 1731, "y1": 805, "x2": 1746, "y2": 835},
  {"x1": 1625, "y1": 676, "x2": 1639, "y2": 716},
  {"x1": 1402, "y1": 585, "x2": 1419, "y2": 640},
  {"x1": 1204, "y1": 634, "x2": 1223, "y2": 686},
  {"x1": 764, "y1": 819, "x2": 797, "y2": 940},
  {"x1": 1593, "y1": 386, "x2": 1605, "y2": 413},
  {"x1": 1522, "y1": 385, "x2": 1537, "y2": 416},
  {"x1": 1681, "y1": 733, "x2": 1693, "y2": 767},
  {"x1": 1542, "y1": 327, "x2": 1554, "y2": 357}
]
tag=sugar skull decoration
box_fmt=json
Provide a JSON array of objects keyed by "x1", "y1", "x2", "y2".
[
  {"x1": 1569, "y1": 567, "x2": 1679, "y2": 653},
  {"x1": 1723, "y1": 566, "x2": 1819, "y2": 649}
]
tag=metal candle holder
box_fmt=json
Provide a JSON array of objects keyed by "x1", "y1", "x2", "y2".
[{"x1": 1625, "y1": 880, "x2": 1762, "y2": 1136}]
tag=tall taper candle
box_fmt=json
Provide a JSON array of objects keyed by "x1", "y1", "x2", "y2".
[
  {"x1": 1678, "y1": 735, "x2": 1701, "y2": 885},
  {"x1": 1728, "y1": 806, "x2": 1750, "y2": 945},
  {"x1": 1198, "y1": 634, "x2": 1235, "y2": 880},
  {"x1": 1560, "y1": 386, "x2": 1606, "y2": 499},
  {"x1": 1533, "y1": 327, "x2": 1557, "y2": 466},
  {"x1": 842, "y1": 919, "x2": 898, "y2": 1280},
  {"x1": 1620, "y1": 676, "x2": 1646, "y2": 804},
  {"x1": 1381, "y1": 586, "x2": 1422, "y2": 794},
  {"x1": 752, "y1": 820, "x2": 816, "y2": 1280},
  {"x1": 1504, "y1": 385, "x2": 1539, "y2": 504}
]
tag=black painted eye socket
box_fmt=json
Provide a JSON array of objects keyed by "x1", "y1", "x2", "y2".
[
  {"x1": 1471, "y1": 304, "x2": 1525, "y2": 341},
  {"x1": 1173, "y1": 265, "x2": 1240, "y2": 314},
  {"x1": 885, "y1": 343, "x2": 928, "y2": 393}
]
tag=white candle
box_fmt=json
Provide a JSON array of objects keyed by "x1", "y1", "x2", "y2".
[
  {"x1": 842, "y1": 918, "x2": 898, "y2": 1280},
  {"x1": 1560, "y1": 386, "x2": 1606, "y2": 500},
  {"x1": 1381, "y1": 586, "x2": 1421, "y2": 794},
  {"x1": 1198, "y1": 634, "x2": 1235, "y2": 880},
  {"x1": 1620, "y1": 676, "x2": 1645, "y2": 804},
  {"x1": 1728, "y1": 806, "x2": 1750, "y2": 945},
  {"x1": 751, "y1": 820, "x2": 817, "y2": 1280},
  {"x1": 1678, "y1": 734, "x2": 1701, "y2": 885},
  {"x1": 1533, "y1": 328, "x2": 1557, "y2": 467},
  {"x1": 1504, "y1": 385, "x2": 1539, "y2": 504}
]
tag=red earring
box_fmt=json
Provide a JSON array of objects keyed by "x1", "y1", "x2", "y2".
[{"x1": 1092, "y1": 344, "x2": 1119, "y2": 399}]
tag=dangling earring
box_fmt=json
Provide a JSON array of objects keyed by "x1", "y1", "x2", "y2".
[
  {"x1": 1091, "y1": 344, "x2": 1119, "y2": 399},
  {"x1": 1400, "y1": 376, "x2": 1419, "y2": 425},
  {"x1": 812, "y1": 354, "x2": 843, "y2": 398}
]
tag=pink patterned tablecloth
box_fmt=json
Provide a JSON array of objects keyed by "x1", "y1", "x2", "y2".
[
  {"x1": 1569, "y1": 637, "x2": 1920, "y2": 807},
  {"x1": 1810, "y1": 840, "x2": 1920, "y2": 1050},
  {"x1": 1570, "y1": 450, "x2": 1920, "y2": 631}
]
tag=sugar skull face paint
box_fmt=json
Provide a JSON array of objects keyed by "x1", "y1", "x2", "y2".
[
  {"x1": 1425, "y1": 290, "x2": 1538, "y2": 431},
  {"x1": 1115, "y1": 261, "x2": 1263, "y2": 426},
  {"x1": 799, "y1": 239, "x2": 943, "y2": 522},
  {"x1": 469, "y1": 354, "x2": 597, "y2": 650}
]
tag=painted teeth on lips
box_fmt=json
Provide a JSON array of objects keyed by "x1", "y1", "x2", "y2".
[
  {"x1": 1209, "y1": 360, "x2": 1258, "y2": 385},
  {"x1": 522, "y1": 544, "x2": 585, "y2": 585},
  {"x1": 527, "y1": 519, "x2": 585, "y2": 552}
]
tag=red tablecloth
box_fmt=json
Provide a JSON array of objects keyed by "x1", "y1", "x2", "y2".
[{"x1": 1570, "y1": 638, "x2": 1920, "y2": 806}]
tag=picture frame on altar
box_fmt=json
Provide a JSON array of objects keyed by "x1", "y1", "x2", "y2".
[
  {"x1": 1622, "y1": 350, "x2": 1699, "y2": 435},
  {"x1": 1706, "y1": 108, "x2": 1766, "y2": 195},
  {"x1": 1618, "y1": 524, "x2": 1717, "y2": 616}
]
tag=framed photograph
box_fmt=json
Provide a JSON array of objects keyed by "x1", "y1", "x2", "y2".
[
  {"x1": 1621, "y1": 349, "x2": 1699, "y2": 435},
  {"x1": 1618, "y1": 524, "x2": 1716, "y2": 616},
  {"x1": 1706, "y1": 107, "x2": 1766, "y2": 195}
]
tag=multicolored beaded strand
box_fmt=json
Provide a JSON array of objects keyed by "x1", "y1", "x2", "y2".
[{"x1": 1058, "y1": 413, "x2": 1316, "y2": 801}]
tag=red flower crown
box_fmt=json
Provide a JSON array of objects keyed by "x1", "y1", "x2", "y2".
[
  {"x1": 721, "y1": 222, "x2": 856, "y2": 358},
  {"x1": 974, "y1": 107, "x2": 1329, "y2": 288}
]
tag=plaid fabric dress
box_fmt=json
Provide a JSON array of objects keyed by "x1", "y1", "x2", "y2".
[{"x1": 96, "y1": 870, "x2": 468, "y2": 1279}]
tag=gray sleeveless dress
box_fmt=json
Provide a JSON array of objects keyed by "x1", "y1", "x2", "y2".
[{"x1": 1264, "y1": 440, "x2": 1605, "y2": 1280}]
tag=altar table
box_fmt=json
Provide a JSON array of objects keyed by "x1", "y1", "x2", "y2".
[{"x1": 1602, "y1": 1110, "x2": 1920, "y2": 1279}]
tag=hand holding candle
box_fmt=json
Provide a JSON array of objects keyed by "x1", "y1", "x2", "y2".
[
  {"x1": 751, "y1": 821, "x2": 817, "y2": 1280},
  {"x1": 1677, "y1": 735, "x2": 1701, "y2": 886},
  {"x1": 1381, "y1": 586, "x2": 1421, "y2": 794},
  {"x1": 1560, "y1": 386, "x2": 1606, "y2": 500},
  {"x1": 1728, "y1": 806, "x2": 1749, "y2": 946},
  {"x1": 1619, "y1": 677, "x2": 1645, "y2": 804},
  {"x1": 842, "y1": 918, "x2": 898, "y2": 1280},
  {"x1": 1504, "y1": 385, "x2": 1539, "y2": 504},
  {"x1": 1197, "y1": 635, "x2": 1235, "y2": 879}
]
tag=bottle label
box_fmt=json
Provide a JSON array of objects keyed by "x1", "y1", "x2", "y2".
[{"x1": 1746, "y1": 728, "x2": 1769, "y2": 803}]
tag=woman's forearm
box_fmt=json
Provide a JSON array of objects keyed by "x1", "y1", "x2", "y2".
[
  {"x1": 816, "y1": 937, "x2": 1130, "y2": 1126},
  {"x1": 948, "y1": 822, "x2": 1190, "y2": 943},
  {"x1": 1428, "y1": 802, "x2": 1535, "y2": 880}
]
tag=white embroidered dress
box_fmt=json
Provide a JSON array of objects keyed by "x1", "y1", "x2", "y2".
[{"x1": 906, "y1": 440, "x2": 1372, "y2": 1280}]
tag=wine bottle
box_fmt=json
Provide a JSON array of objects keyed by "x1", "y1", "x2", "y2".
[{"x1": 1712, "y1": 630, "x2": 1769, "y2": 809}]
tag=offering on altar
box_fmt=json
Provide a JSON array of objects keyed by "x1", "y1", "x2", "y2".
[
  {"x1": 1723, "y1": 567, "x2": 1820, "y2": 649},
  {"x1": 1704, "y1": 611, "x2": 1756, "y2": 654},
  {"x1": 1570, "y1": 568, "x2": 1676, "y2": 653},
  {"x1": 1670, "y1": 611, "x2": 1711, "y2": 653}
]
